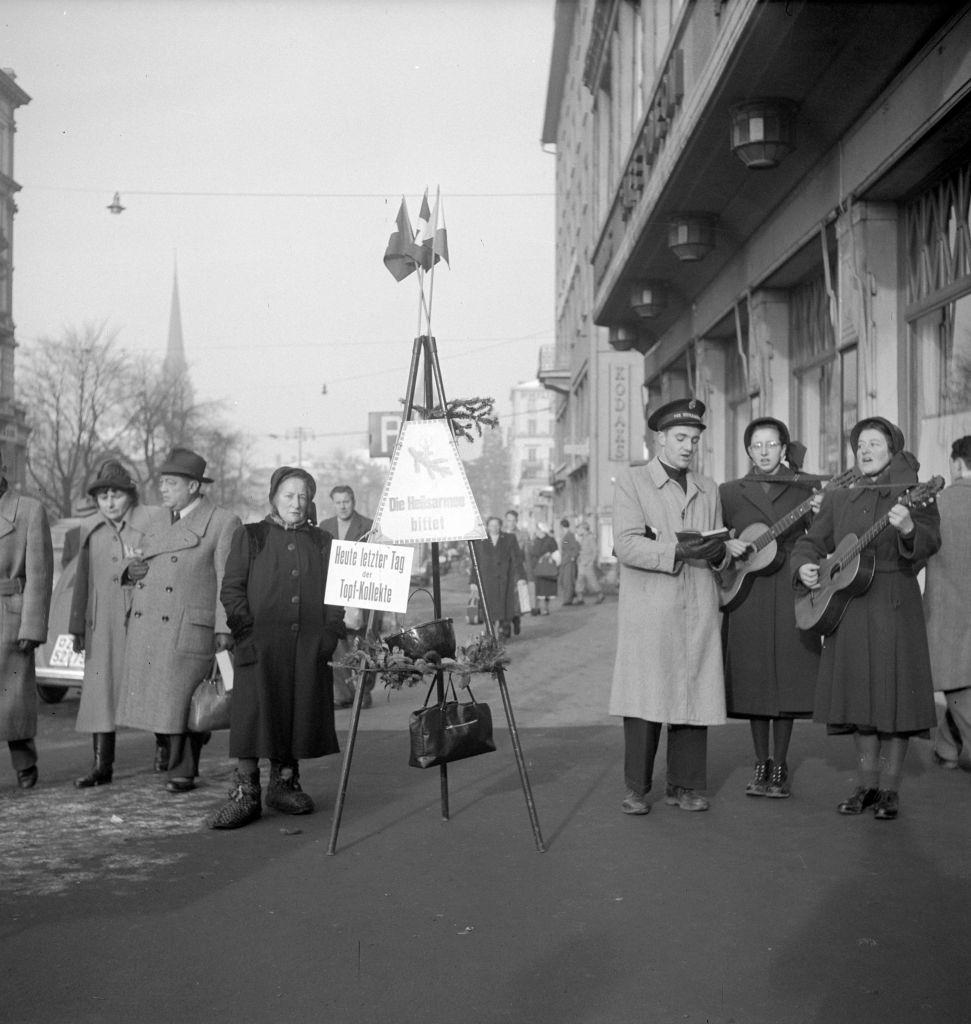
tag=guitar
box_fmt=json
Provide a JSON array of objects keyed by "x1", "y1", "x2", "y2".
[
  {"x1": 793, "y1": 476, "x2": 945, "y2": 636},
  {"x1": 718, "y1": 470, "x2": 857, "y2": 612}
]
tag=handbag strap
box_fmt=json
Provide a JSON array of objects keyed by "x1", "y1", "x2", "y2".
[{"x1": 421, "y1": 676, "x2": 478, "y2": 708}]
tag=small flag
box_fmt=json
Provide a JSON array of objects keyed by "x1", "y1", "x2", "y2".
[
  {"x1": 383, "y1": 197, "x2": 420, "y2": 282},
  {"x1": 419, "y1": 190, "x2": 450, "y2": 271}
]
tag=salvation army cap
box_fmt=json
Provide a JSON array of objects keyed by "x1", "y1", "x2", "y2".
[{"x1": 647, "y1": 397, "x2": 707, "y2": 432}]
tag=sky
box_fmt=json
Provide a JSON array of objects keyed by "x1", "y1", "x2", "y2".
[{"x1": 1, "y1": 0, "x2": 556, "y2": 468}]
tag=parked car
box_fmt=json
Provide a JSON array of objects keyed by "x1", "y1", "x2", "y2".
[{"x1": 34, "y1": 516, "x2": 91, "y2": 703}]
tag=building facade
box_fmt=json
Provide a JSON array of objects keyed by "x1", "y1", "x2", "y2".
[
  {"x1": 539, "y1": 3, "x2": 647, "y2": 548},
  {"x1": 0, "y1": 67, "x2": 30, "y2": 486},
  {"x1": 508, "y1": 379, "x2": 555, "y2": 524},
  {"x1": 542, "y1": 0, "x2": 971, "y2": 512}
]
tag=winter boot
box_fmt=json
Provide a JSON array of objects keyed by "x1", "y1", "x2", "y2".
[
  {"x1": 265, "y1": 762, "x2": 315, "y2": 815},
  {"x1": 75, "y1": 732, "x2": 115, "y2": 788},
  {"x1": 207, "y1": 770, "x2": 262, "y2": 830}
]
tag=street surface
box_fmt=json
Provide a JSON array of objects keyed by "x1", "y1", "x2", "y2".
[{"x1": 2, "y1": 572, "x2": 969, "y2": 1024}]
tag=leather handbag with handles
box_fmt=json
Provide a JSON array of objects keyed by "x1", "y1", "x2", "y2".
[
  {"x1": 408, "y1": 678, "x2": 496, "y2": 769},
  {"x1": 187, "y1": 657, "x2": 232, "y2": 732}
]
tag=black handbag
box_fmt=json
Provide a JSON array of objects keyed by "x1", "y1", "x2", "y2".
[
  {"x1": 187, "y1": 658, "x2": 232, "y2": 732},
  {"x1": 408, "y1": 679, "x2": 496, "y2": 769},
  {"x1": 533, "y1": 554, "x2": 559, "y2": 580}
]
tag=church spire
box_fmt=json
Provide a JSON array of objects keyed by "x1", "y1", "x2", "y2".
[{"x1": 163, "y1": 258, "x2": 187, "y2": 378}]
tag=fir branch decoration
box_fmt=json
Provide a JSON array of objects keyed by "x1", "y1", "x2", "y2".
[
  {"x1": 331, "y1": 632, "x2": 509, "y2": 690},
  {"x1": 406, "y1": 397, "x2": 499, "y2": 443}
]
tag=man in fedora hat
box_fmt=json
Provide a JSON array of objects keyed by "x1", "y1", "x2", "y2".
[
  {"x1": 116, "y1": 447, "x2": 241, "y2": 793},
  {"x1": 608, "y1": 398, "x2": 746, "y2": 816},
  {"x1": 0, "y1": 446, "x2": 54, "y2": 789}
]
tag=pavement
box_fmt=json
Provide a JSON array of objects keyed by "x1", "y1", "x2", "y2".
[{"x1": 1, "y1": 577, "x2": 970, "y2": 1024}]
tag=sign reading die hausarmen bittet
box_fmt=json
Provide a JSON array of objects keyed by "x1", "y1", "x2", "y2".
[{"x1": 324, "y1": 541, "x2": 414, "y2": 614}]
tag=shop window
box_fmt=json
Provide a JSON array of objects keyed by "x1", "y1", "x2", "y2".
[
  {"x1": 791, "y1": 274, "x2": 839, "y2": 473},
  {"x1": 910, "y1": 294, "x2": 971, "y2": 478}
]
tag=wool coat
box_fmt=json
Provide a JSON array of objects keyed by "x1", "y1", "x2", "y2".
[
  {"x1": 0, "y1": 487, "x2": 54, "y2": 743},
  {"x1": 472, "y1": 533, "x2": 520, "y2": 622},
  {"x1": 116, "y1": 496, "x2": 242, "y2": 734},
  {"x1": 790, "y1": 453, "x2": 941, "y2": 733},
  {"x1": 220, "y1": 520, "x2": 345, "y2": 760},
  {"x1": 720, "y1": 467, "x2": 820, "y2": 718},
  {"x1": 319, "y1": 510, "x2": 372, "y2": 543},
  {"x1": 608, "y1": 458, "x2": 728, "y2": 725},
  {"x1": 923, "y1": 477, "x2": 971, "y2": 693},
  {"x1": 68, "y1": 504, "x2": 166, "y2": 732},
  {"x1": 526, "y1": 533, "x2": 558, "y2": 598},
  {"x1": 557, "y1": 528, "x2": 581, "y2": 604}
]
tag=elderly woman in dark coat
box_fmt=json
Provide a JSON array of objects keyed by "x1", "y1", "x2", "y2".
[
  {"x1": 720, "y1": 418, "x2": 821, "y2": 800},
  {"x1": 209, "y1": 467, "x2": 345, "y2": 830},
  {"x1": 471, "y1": 515, "x2": 521, "y2": 639},
  {"x1": 526, "y1": 521, "x2": 558, "y2": 615},
  {"x1": 791, "y1": 417, "x2": 941, "y2": 821}
]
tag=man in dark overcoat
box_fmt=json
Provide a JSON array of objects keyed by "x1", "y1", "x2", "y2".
[
  {"x1": 0, "y1": 449, "x2": 54, "y2": 788},
  {"x1": 320, "y1": 484, "x2": 375, "y2": 708},
  {"x1": 116, "y1": 448, "x2": 241, "y2": 792}
]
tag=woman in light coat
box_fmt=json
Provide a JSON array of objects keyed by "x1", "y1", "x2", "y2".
[{"x1": 69, "y1": 460, "x2": 165, "y2": 787}]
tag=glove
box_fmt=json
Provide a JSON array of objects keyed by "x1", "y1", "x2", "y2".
[
  {"x1": 676, "y1": 537, "x2": 727, "y2": 564},
  {"x1": 17, "y1": 638, "x2": 41, "y2": 654},
  {"x1": 71, "y1": 634, "x2": 85, "y2": 654}
]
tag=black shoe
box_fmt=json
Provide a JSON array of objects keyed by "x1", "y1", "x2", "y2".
[
  {"x1": 165, "y1": 777, "x2": 196, "y2": 793},
  {"x1": 837, "y1": 786, "x2": 879, "y2": 815},
  {"x1": 765, "y1": 762, "x2": 791, "y2": 799},
  {"x1": 75, "y1": 765, "x2": 113, "y2": 788},
  {"x1": 512, "y1": 616, "x2": 521, "y2": 636},
  {"x1": 873, "y1": 789, "x2": 899, "y2": 820},
  {"x1": 17, "y1": 765, "x2": 38, "y2": 790}
]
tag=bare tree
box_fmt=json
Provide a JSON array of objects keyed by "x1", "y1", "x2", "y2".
[
  {"x1": 20, "y1": 323, "x2": 132, "y2": 516},
  {"x1": 317, "y1": 449, "x2": 388, "y2": 518}
]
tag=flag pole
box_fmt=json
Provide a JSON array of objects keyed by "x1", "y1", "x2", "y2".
[{"x1": 425, "y1": 185, "x2": 441, "y2": 337}]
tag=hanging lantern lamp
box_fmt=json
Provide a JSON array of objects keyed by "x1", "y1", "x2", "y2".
[
  {"x1": 667, "y1": 214, "x2": 716, "y2": 262},
  {"x1": 730, "y1": 99, "x2": 796, "y2": 170}
]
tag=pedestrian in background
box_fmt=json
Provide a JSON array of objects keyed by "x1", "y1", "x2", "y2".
[
  {"x1": 210, "y1": 466, "x2": 345, "y2": 829},
  {"x1": 320, "y1": 484, "x2": 375, "y2": 709},
  {"x1": 0, "y1": 448, "x2": 54, "y2": 790},
  {"x1": 503, "y1": 508, "x2": 530, "y2": 625},
  {"x1": 792, "y1": 417, "x2": 940, "y2": 820},
  {"x1": 116, "y1": 447, "x2": 241, "y2": 794},
  {"x1": 719, "y1": 418, "x2": 820, "y2": 800},
  {"x1": 574, "y1": 521, "x2": 605, "y2": 604},
  {"x1": 609, "y1": 399, "x2": 746, "y2": 815},
  {"x1": 923, "y1": 434, "x2": 971, "y2": 770},
  {"x1": 527, "y1": 521, "x2": 558, "y2": 615},
  {"x1": 471, "y1": 515, "x2": 522, "y2": 639},
  {"x1": 557, "y1": 517, "x2": 581, "y2": 606},
  {"x1": 69, "y1": 460, "x2": 166, "y2": 788}
]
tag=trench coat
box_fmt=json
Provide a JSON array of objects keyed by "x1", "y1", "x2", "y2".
[
  {"x1": 220, "y1": 520, "x2": 345, "y2": 760},
  {"x1": 790, "y1": 453, "x2": 940, "y2": 734},
  {"x1": 923, "y1": 477, "x2": 971, "y2": 693},
  {"x1": 720, "y1": 468, "x2": 820, "y2": 717},
  {"x1": 472, "y1": 533, "x2": 520, "y2": 622},
  {"x1": 0, "y1": 487, "x2": 54, "y2": 743},
  {"x1": 608, "y1": 459, "x2": 728, "y2": 725},
  {"x1": 116, "y1": 496, "x2": 242, "y2": 734},
  {"x1": 68, "y1": 505, "x2": 166, "y2": 733}
]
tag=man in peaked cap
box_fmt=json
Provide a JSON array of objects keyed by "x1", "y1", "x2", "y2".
[
  {"x1": 0, "y1": 446, "x2": 54, "y2": 789},
  {"x1": 116, "y1": 447, "x2": 241, "y2": 793},
  {"x1": 608, "y1": 398, "x2": 746, "y2": 816}
]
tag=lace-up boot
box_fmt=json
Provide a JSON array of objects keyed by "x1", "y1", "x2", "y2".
[
  {"x1": 265, "y1": 762, "x2": 315, "y2": 815},
  {"x1": 745, "y1": 759, "x2": 772, "y2": 797},
  {"x1": 207, "y1": 770, "x2": 262, "y2": 830},
  {"x1": 765, "y1": 761, "x2": 791, "y2": 799}
]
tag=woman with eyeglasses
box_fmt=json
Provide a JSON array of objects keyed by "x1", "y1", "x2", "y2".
[
  {"x1": 791, "y1": 417, "x2": 941, "y2": 820},
  {"x1": 720, "y1": 418, "x2": 822, "y2": 800}
]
